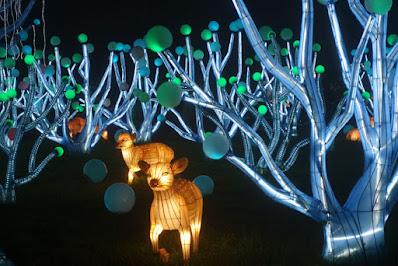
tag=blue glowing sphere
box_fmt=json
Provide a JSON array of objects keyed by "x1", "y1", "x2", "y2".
[
  {"x1": 210, "y1": 42, "x2": 221, "y2": 52},
  {"x1": 139, "y1": 66, "x2": 150, "y2": 77},
  {"x1": 45, "y1": 66, "x2": 55, "y2": 76},
  {"x1": 157, "y1": 114, "x2": 166, "y2": 122},
  {"x1": 208, "y1": 21, "x2": 220, "y2": 31},
  {"x1": 19, "y1": 30, "x2": 28, "y2": 41},
  {"x1": 154, "y1": 58, "x2": 163, "y2": 67},
  {"x1": 113, "y1": 54, "x2": 119, "y2": 63},
  {"x1": 123, "y1": 44, "x2": 131, "y2": 53},
  {"x1": 202, "y1": 133, "x2": 230, "y2": 160},
  {"x1": 83, "y1": 159, "x2": 108, "y2": 183},
  {"x1": 22, "y1": 45, "x2": 32, "y2": 55},
  {"x1": 104, "y1": 183, "x2": 136, "y2": 214},
  {"x1": 116, "y1": 42, "x2": 124, "y2": 51},
  {"x1": 175, "y1": 46, "x2": 184, "y2": 56},
  {"x1": 11, "y1": 69, "x2": 20, "y2": 77},
  {"x1": 8, "y1": 45, "x2": 19, "y2": 57},
  {"x1": 133, "y1": 39, "x2": 146, "y2": 48},
  {"x1": 193, "y1": 175, "x2": 214, "y2": 196}
]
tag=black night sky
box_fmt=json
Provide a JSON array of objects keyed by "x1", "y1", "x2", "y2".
[{"x1": 1, "y1": 1, "x2": 398, "y2": 265}]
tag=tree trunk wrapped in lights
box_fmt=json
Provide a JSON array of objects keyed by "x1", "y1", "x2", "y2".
[
  {"x1": 115, "y1": 132, "x2": 174, "y2": 184},
  {"x1": 139, "y1": 0, "x2": 398, "y2": 262},
  {"x1": 138, "y1": 157, "x2": 203, "y2": 263},
  {"x1": 0, "y1": 61, "x2": 70, "y2": 203}
]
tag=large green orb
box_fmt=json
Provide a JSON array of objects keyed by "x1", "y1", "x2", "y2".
[
  {"x1": 157, "y1": 81, "x2": 182, "y2": 108},
  {"x1": 144, "y1": 25, "x2": 173, "y2": 53},
  {"x1": 365, "y1": 0, "x2": 392, "y2": 15}
]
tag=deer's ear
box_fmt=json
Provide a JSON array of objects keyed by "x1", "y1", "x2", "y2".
[
  {"x1": 138, "y1": 160, "x2": 150, "y2": 173},
  {"x1": 131, "y1": 133, "x2": 137, "y2": 142},
  {"x1": 171, "y1": 157, "x2": 188, "y2": 174}
]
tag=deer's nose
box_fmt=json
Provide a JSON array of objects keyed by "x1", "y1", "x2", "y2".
[{"x1": 150, "y1": 179, "x2": 159, "y2": 188}]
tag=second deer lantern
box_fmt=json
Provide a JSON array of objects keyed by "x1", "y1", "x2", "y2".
[
  {"x1": 138, "y1": 158, "x2": 203, "y2": 262},
  {"x1": 115, "y1": 133, "x2": 174, "y2": 184}
]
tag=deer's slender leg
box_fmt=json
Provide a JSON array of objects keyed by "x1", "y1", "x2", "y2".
[
  {"x1": 150, "y1": 224, "x2": 163, "y2": 253},
  {"x1": 179, "y1": 229, "x2": 191, "y2": 261}
]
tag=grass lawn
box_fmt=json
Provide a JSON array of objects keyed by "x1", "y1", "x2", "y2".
[{"x1": 0, "y1": 134, "x2": 397, "y2": 265}]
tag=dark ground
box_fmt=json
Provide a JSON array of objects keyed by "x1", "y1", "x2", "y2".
[{"x1": 0, "y1": 131, "x2": 397, "y2": 266}]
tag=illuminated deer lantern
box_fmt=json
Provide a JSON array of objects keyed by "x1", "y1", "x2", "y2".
[
  {"x1": 115, "y1": 133, "x2": 174, "y2": 184},
  {"x1": 138, "y1": 158, "x2": 203, "y2": 262}
]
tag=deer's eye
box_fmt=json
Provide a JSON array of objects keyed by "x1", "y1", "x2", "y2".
[{"x1": 162, "y1": 172, "x2": 169, "y2": 176}]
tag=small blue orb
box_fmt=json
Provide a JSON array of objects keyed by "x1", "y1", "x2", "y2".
[
  {"x1": 83, "y1": 159, "x2": 108, "y2": 183},
  {"x1": 44, "y1": 65, "x2": 55, "y2": 76},
  {"x1": 193, "y1": 175, "x2": 215, "y2": 196},
  {"x1": 154, "y1": 58, "x2": 163, "y2": 67},
  {"x1": 157, "y1": 114, "x2": 166, "y2": 122},
  {"x1": 210, "y1": 42, "x2": 221, "y2": 52},
  {"x1": 19, "y1": 30, "x2": 28, "y2": 41},
  {"x1": 133, "y1": 39, "x2": 146, "y2": 48},
  {"x1": 116, "y1": 42, "x2": 124, "y2": 51},
  {"x1": 208, "y1": 21, "x2": 220, "y2": 32},
  {"x1": 22, "y1": 45, "x2": 32, "y2": 55},
  {"x1": 175, "y1": 46, "x2": 185, "y2": 56},
  {"x1": 113, "y1": 54, "x2": 119, "y2": 63},
  {"x1": 11, "y1": 69, "x2": 20, "y2": 77},
  {"x1": 33, "y1": 18, "x2": 41, "y2": 26},
  {"x1": 139, "y1": 66, "x2": 150, "y2": 77},
  {"x1": 123, "y1": 44, "x2": 131, "y2": 53}
]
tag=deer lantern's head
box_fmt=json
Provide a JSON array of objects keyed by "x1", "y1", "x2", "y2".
[
  {"x1": 115, "y1": 133, "x2": 136, "y2": 149},
  {"x1": 138, "y1": 157, "x2": 188, "y2": 192}
]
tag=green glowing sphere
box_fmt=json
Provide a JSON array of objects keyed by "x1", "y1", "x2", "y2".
[
  {"x1": 245, "y1": 57, "x2": 254, "y2": 66},
  {"x1": 180, "y1": 24, "x2": 192, "y2": 36},
  {"x1": 315, "y1": 65, "x2": 325, "y2": 74},
  {"x1": 365, "y1": 0, "x2": 392, "y2": 15},
  {"x1": 65, "y1": 89, "x2": 76, "y2": 100},
  {"x1": 252, "y1": 72, "x2": 262, "y2": 82},
  {"x1": 292, "y1": 66, "x2": 300, "y2": 76},
  {"x1": 259, "y1": 25, "x2": 275, "y2": 41},
  {"x1": 6, "y1": 89, "x2": 17, "y2": 98},
  {"x1": 229, "y1": 76, "x2": 238, "y2": 84},
  {"x1": 157, "y1": 81, "x2": 182, "y2": 108},
  {"x1": 34, "y1": 50, "x2": 43, "y2": 59},
  {"x1": 72, "y1": 53, "x2": 83, "y2": 63},
  {"x1": 388, "y1": 34, "x2": 398, "y2": 46},
  {"x1": 217, "y1": 77, "x2": 227, "y2": 87},
  {"x1": 54, "y1": 146, "x2": 64, "y2": 157},
  {"x1": 313, "y1": 43, "x2": 322, "y2": 52},
  {"x1": 50, "y1": 36, "x2": 61, "y2": 46},
  {"x1": 362, "y1": 91, "x2": 371, "y2": 100},
  {"x1": 0, "y1": 92, "x2": 8, "y2": 102},
  {"x1": 0, "y1": 47, "x2": 6, "y2": 58},
  {"x1": 201, "y1": 29, "x2": 212, "y2": 41},
  {"x1": 258, "y1": 105, "x2": 268, "y2": 115},
  {"x1": 280, "y1": 48, "x2": 289, "y2": 57},
  {"x1": 280, "y1": 28, "x2": 293, "y2": 41},
  {"x1": 3, "y1": 58, "x2": 15, "y2": 68},
  {"x1": 78, "y1": 33, "x2": 88, "y2": 43},
  {"x1": 293, "y1": 40, "x2": 300, "y2": 48},
  {"x1": 237, "y1": 83, "x2": 247, "y2": 95},
  {"x1": 172, "y1": 77, "x2": 182, "y2": 85},
  {"x1": 144, "y1": 25, "x2": 173, "y2": 53},
  {"x1": 61, "y1": 57, "x2": 71, "y2": 68},
  {"x1": 23, "y1": 55, "x2": 35, "y2": 65},
  {"x1": 193, "y1": 49, "x2": 204, "y2": 60}
]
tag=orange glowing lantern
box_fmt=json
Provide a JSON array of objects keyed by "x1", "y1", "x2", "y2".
[
  {"x1": 138, "y1": 157, "x2": 203, "y2": 262},
  {"x1": 346, "y1": 128, "x2": 361, "y2": 142},
  {"x1": 115, "y1": 133, "x2": 174, "y2": 184},
  {"x1": 370, "y1": 116, "x2": 375, "y2": 128},
  {"x1": 68, "y1": 117, "x2": 86, "y2": 138}
]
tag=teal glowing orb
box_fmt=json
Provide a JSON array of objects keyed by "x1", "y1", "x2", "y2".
[
  {"x1": 202, "y1": 133, "x2": 230, "y2": 160},
  {"x1": 83, "y1": 159, "x2": 108, "y2": 183},
  {"x1": 104, "y1": 183, "x2": 136, "y2": 214},
  {"x1": 193, "y1": 175, "x2": 215, "y2": 196}
]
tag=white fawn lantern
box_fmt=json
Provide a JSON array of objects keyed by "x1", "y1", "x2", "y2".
[
  {"x1": 138, "y1": 157, "x2": 203, "y2": 262},
  {"x1": 115, "y1": 133, "x2": 174, "y2": 184}
]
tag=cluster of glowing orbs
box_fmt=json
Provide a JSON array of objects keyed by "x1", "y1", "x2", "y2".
[
  {"x1": 83, "y1": 159, "x2": 108, "y2": 183},
  {"x1": 346, "y1": 128, "x2": 361, "y2": 142},
  {"x1": 364, "y1": 0, "x2": 392, "y2": 15},
  {"x1": 104, "y1": 183, "x2": 136, "y2": 214},
  {"x1": 144, "y1": 25, "x2": 173, "y2": 53},
  {"x1": 157, "y1": 81, "x2": 182, "y2": 108},
  {"x1": 193, "y1": 175, "x2": 214, "y2": 196},
  {"x1": 202, "y1": 133, "x2": 230, "y2": 160}
]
